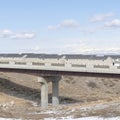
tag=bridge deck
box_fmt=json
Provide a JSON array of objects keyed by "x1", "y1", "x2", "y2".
[{"x1": 0, "y1": 54, "x2": 120, "y2": 77}]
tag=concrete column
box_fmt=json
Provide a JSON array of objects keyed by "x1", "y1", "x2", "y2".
[
  {"x1": 38, "y1": 77, "x2": 48, "y2": 107},
  {"x1": 52, "y1": 80, "x2": 59, "y2": 105},
  {"x1": 38, "y1": 76, "x2": 61, "y2": 107}
]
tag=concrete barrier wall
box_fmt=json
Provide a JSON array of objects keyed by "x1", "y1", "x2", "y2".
[{"x1": 0, "y1": 57, "x2": 119, "y2": 74}]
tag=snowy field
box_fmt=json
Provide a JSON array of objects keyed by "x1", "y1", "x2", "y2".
[
  {"x1": 0, "y1": 116, "x2": 120, "y2": 120},
  {"x1": 44, "y1": 116, "x2": 120, "y2": 120},
  {"x1": 0, "y1": 118, "x2": 22, "y2": 120}
]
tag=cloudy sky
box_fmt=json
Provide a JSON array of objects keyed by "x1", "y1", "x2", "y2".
[{"x1": 0, "y1": 0, "x2": 120, "y2": 54}]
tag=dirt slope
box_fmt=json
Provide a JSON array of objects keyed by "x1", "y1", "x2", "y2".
[{"x1": 0, "y1": 72, "x2": 120, "y2": 119}]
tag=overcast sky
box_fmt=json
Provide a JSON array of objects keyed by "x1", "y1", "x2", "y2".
[{"x1": 0, "y1": 0, "x2": 120, "y2": 54}]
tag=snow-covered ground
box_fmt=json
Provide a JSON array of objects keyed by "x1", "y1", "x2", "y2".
[
  {"x1": 44, "y1": 116, "x2": 120, "y2": 120},
  {"x1": 0, "y1": 116, "x2": 120, "y2": 120},
  {"x1": 0, "y1": 118, "x2": 21, "y2": 120}
]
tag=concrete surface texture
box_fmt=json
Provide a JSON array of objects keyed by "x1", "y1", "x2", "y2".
[{"x1": 0, "y1": 54, "x2": 120, "y2": 74}]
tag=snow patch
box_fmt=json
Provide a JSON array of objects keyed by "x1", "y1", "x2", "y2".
[
  {"x1": 44, "y1": 116, "x2": 120, "y2": 120},
  {"x1": 80, "y1": 102, "x2": 120, "y2": 111},
  {"x1": 0, "y1": 118, "x2": 21, "y2": 120}
]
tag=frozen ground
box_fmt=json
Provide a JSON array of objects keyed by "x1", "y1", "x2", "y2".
[
  {"x1": 1, "y1": 116, "x2": 120, "y2": 120},
  {"x1": 44, "y1": 116, "x2": 120, "y2": 120},
  {"x1": 0, "y1": 118, "x2": 22, "y2": 120}
]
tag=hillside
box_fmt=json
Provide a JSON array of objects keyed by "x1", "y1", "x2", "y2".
[{"x1": 0, "y1": 72, "x2": 120, "y2": 119}]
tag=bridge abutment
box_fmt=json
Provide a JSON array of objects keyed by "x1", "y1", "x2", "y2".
[{"x1": 38, "y1": 76, "x2": 61, "y2": 107}]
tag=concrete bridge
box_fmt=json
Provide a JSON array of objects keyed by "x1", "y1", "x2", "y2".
[{"x1": 0, "y1": 53, "x2": 120, "y2": 107}]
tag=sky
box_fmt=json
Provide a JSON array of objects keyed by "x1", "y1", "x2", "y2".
[{"x1": 0, "y1": 0, "x2": 120, "y2": 54}]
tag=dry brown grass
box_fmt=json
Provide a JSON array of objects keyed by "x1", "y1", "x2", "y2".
[{"x1": 0, "y1": 72, "x2": 120, "y2": 119}]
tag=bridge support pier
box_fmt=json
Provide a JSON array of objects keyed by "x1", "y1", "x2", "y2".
[
  {"x1": 38, "y1": 76, "x2": 61, "y2": 107},
  {"x1": 38, "y1": 77, "x2": 48, "y2": 107},
  {"x1": 52, "y1": 76, "x2": 61, "y2": 106}
]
